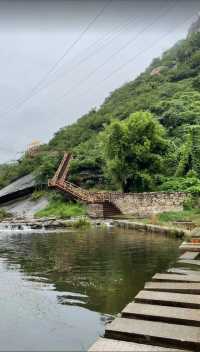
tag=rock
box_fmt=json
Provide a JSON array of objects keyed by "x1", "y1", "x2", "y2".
[{"x1": 191, "y1": 227, "x2": 200, "y2": 237}]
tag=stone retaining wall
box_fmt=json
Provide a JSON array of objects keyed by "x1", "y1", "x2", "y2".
[
  {"x1": 112, "y1": 192, "x2": 186, "y2": 216},
  {"x1": 114, "y1": 220, "x2": 188, "y2": 238},
  {"x1": 87, "y1": 192, "x2": 187, "y2": 218}
]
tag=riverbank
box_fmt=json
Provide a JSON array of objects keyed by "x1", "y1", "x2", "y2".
[
  {"x1": 113, "y1": 219, "x2": 189, "y2": 239},
  {"x1": 140, "y1": 209, "x2": 200, "y2": 229},
  {"x1": 0, "y1": 216, "x2": 192, "y2": 239},
  {"x1": 0, "y1": 216, "x2": 114, "y2": 231},
  {"x1": 1, "y1": 202, "x2": 199, "y2": 238}
]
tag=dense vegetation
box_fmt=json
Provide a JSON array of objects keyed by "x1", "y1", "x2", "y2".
[
  {"x1": 0, "y1": 209, "x2": 12, "y2": 220},
  {"x1": 1, "y1": 28, "x2": 200, "y2": 194}
]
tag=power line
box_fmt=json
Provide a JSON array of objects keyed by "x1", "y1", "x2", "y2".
[
  {"x1": 9, "y1": 0, "x2": 174, "y2": 118},
  {"x1": 58, "y1": 0, "x2": 177, "y2": 101},
  {"x1": 0, "y1": 0, "x2": 174, "y2": 122},
  {"x1": 34, "y1": 9, "x2": 143, "y2": 94},
  {"x1": 94, "y1": 12, "x2": 197, "y2": 89},
  {"x1": 57, "y1": 9, "x2": 196, "y2": 111},
  {"x1": 0, "y1": 0, "x2": 112, "y2": 118},
  {"x1": 30, "y1": 0, "x2": 113, "y2": 91},
  {"x1": 0, "y1": 3, "x2": 142, "y2": 118},
  {"x1": 61, "y1": 0, "x2": 177, "y2": 98}
]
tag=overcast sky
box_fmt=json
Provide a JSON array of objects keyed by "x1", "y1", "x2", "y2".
[{"x1": 0, "y1": 0, "x2": 200, "y2": 163}]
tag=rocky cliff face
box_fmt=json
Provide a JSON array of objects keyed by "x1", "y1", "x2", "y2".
[{"x1": 188, "y1": 14, "x2": 200, "y2": 36}]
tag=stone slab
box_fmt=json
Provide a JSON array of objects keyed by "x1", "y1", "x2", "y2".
[
  {"x1": 178, "y1": 260, "x2": 200, "y2": 266},
  {"x1": 105, "y1": 317, "x2": 200, "y2": 350},
  {"x1": 144, "y1": 281, "x2": 200, "y2": 294},
  {"x1": 88, "y1": 338, "x2": 189, "y2": 351},
  {"x1": 122, "y1": 302, "x2": 200, "y2": 326},
  {"x1": 135, "y1": 290, "x2": 200, "y2": 309},
  {"x1": 167, "y1": 268, "x2": 200, "y2": 275},
  {"x1": 152, "y1": 273, "x2": 200, "y2": 283},
  {"x1": 179, "y1": 252, "x2": 199, "y2": 260},
  {"x1": 179, "y1": 243, "x2": 200, "y2": 252}
]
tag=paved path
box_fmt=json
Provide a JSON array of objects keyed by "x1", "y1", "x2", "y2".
[{"x1": 89, "y1": 244, "x2": 200, "y2": 351}]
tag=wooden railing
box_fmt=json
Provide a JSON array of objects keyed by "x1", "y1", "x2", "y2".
[
  {"x1": 56, "y1": 180, "x2": 112, "y2": 204},
  {"x1": 49, "y1": 152, "x2": 116, "y2": 204},
  {"x1": 49, "y1": 152, "x2": 72, "y2": 186}
]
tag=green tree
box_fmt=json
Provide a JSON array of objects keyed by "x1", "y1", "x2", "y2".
[
  {"x1": 175, "y1": 125, "x2": 200, "y2": 178},
  {"x1": 101, "y1": 111, "x2": 168, "y2": 192},
  {"x1": 156, "y1": 90, "x2": 200, "y2": 133},
  {"x1": 191, "y1": 125, "x2": 200, "y2": 177}
]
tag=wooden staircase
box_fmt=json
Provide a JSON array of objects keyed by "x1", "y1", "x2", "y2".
[{"x1": 48, "y1": 153, "x2": 121, "y2": 217}]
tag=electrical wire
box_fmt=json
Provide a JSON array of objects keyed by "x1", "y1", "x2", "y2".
[
  {"x1": 58, "y1": 0, "x2": 177, "y2": 101},
  {"x1": 0, "y1": 1, "x2": 146, "y2": 117},
  {"x1": 0, "y1": 0, "x2": 112, "y2": 118},
  {"x1": 59, "y1": 7, "x2": 195, "y2": 106}
]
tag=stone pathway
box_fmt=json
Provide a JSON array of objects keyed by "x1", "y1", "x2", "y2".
[{"x1": 89, "y1": 240, "x2": 200, "y2": 351}]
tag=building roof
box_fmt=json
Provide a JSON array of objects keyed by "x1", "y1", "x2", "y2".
[{"x1": 0, "y1": 174, "x2": 37, "y2": 203}]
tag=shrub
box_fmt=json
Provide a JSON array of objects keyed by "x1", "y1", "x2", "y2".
[
  {"x1": 72, "y1": 217, "x2": 91, "y2": 228},
  {"x1": 0, "y1": 209, "x2": 12, "y2": 221},
  {"x1": 31, "y1": 190, "x2": 46, "y2": 201},
  {"x1": 159, "y1": 176, "x2": 200, "y2": 192},
  {"x1": 183, "y1": 194, "x2": 200, "y2": 210}
]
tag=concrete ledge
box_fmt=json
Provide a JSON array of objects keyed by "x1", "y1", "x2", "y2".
[{"x1": 113, "y1": 220, "x2": 189, "y2": 238}]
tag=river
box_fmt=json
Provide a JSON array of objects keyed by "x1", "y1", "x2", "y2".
[{"x1": 0, "y1": 227, "x2": 180, "y2": 351}]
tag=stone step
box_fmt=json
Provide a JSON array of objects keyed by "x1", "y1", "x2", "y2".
[
  {"x1": 177, "y1": 260, "x2": 200, "y2": 266},
  {"x1": 152, "y1": 273, "x2": 200, "y2": 283},
  {"x1": 89, "y1": 337, "x2": 189, "y2": 352},
  {"x1": 179, "y1": 243, "x2": 200, "y2": 252},
  {"x1": 122, "y1": 302, "x2": 200, "y2": 326},
  {"x1": 105, "y1": 317, "x2": 200, "y2": 351},
  {"x1": 179, "y1": 252, "x2": 199, "y2": 260},
  {"x1": 144, "y1": 281, "x2": 200, "y2": 294},
  {"x1": 135, "y1": 290, "x2": 200, "y2": 309},
  {"x1": 167, "y1": 268, "x2": 200, "y2": 275}
]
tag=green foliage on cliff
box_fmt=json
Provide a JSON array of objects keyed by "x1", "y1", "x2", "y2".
[
  {"x1": 2, "y1": 31, "x2": 200, "y2": 192},
  {"x1": 0, "y1": 209, "x2": 12, "y2": 220},
  {"x1": 101, "y1": 111, "x2": 168, "y2": 192}
]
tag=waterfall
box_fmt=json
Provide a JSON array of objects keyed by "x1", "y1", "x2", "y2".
[{"x1": 0, "y1": 222, "x2": 46, "y2": 233}]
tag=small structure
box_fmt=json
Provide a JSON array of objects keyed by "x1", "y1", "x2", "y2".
[
  {"x1": 26, "y1": 140, "x2": 42, "y2": 157},
  {"x1": 150, "y1": 66, "x2": 166, "y2": 76}
]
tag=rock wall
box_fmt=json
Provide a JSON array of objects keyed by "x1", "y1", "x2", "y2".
[
  {"x1": 113, "y1": 192, "x2": 187, "y2": 217},
  {"x1": 87, "y1": 192, "x2": 187, "y2": 218}
]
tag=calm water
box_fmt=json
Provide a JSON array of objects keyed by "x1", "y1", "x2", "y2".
[{"x1": 0, "y1": 227, "x2": 181, "y2": 351}]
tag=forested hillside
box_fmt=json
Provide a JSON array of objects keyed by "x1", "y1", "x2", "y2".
[{"x1": 2, "y1": 25, "x2": 200, "y2": 193}]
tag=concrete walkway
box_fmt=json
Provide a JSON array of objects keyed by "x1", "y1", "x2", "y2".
[{"x1": 89, "y1": 241, "x2": 200, "y2": 351}]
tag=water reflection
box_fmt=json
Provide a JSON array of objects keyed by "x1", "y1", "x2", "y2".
[{"x1": 0, "y1": 227, "x2": 180, "y2": 351}]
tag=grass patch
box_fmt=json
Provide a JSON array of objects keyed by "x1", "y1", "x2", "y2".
[
  {"x1": 72, "y1": 217, "x2": 91, "y2": 228},
  {"x1": 158, "y1": 209, "x2": 200, "y2": 223},
  {"x1": 141, "y1": 208, "x2": 200, "y2": 227},
  {"x1": 35, "y1": 200, "x2": 86, "y2": 219},
  {"x1": 31, "y1": 190, "x2": 46, "y2": 201},
  {"x1": 0, "y1": 209, "x2": 12, "y2": 221}
]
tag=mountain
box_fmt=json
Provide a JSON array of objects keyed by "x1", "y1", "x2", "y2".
[{"x1": 1, "y1": 23, "x2": 200, "y2": 192}]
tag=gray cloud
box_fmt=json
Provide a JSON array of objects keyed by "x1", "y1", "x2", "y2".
[{"x1": 0, "y1": 0, "x2": 200, "y2": 162}]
